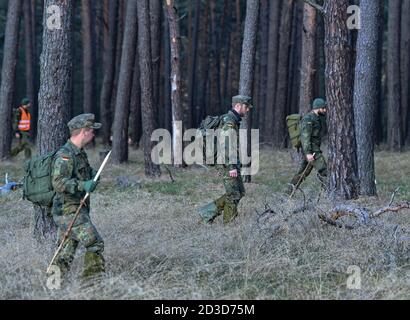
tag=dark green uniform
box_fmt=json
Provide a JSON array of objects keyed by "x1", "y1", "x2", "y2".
[
  {"x1": 290, "y1": 111, "x2": 327, "y2": 188},
  {"x1": 199, "y1": 109, "x2": 245, "y2": 224},
  {"x1": 51, "y1": 126, "x2": 104, "y2": 279}
]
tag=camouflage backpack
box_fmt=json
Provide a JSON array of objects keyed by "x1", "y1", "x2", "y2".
[
  {"x1": 286, "y1": 114, "x2": 302, "y2": 149},
  {"x1": 196, "y1": 115, "x2": 223, "y2": 165},
  {"x1": 23, "y1": 151, "x2": 57, "y2": 207}
]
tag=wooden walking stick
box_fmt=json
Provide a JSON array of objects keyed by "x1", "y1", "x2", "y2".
[
  {"x1": 289, "y1": 153, "x2": 315, "y2": 199},
  {"x1": 46, "y1": 151, "x2": 112, "y2": 273}
]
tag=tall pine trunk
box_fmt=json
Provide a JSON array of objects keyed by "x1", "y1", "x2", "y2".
[
  {"x1": 353, "y1": 0, "x2": 382, "y2": 196},
  {"x1": 36, "y1": 0, "x2": 74, "y2": 238},
  {"x1": 137, "y1": 0, "x2": 161, "y2": 177},
  {"x1": 323, "y1": 0, "x2": 358, "y2": 200},
  {"x1": 112, "y1": 0, "x2": 139, "y2": 164},
  {"x1": 99, "y1": 0, "x2": 117, "y2": 146},
  {"x1": 239, "y1": 0, "x2": 259, "y2": 183},
  {"x1": 264, "y1": 1, "x2": 281, "y2": 145},
  {"x1": 165, "y1": 0, "x2": 184, "y2": 167},
  {"x1": 23, "y1": 0, "x2": 36, "y2": 142},
  {"x1": 299, "y1": 3, "x2": 317, "y2": 115},
  {"x1": 81, "y1": 0, "x2": 95, "y2": 114},
  {"x1": 387, "y1": 0, "x2": 402, "y2": 151},
  {"x1": 273, "y1": 0, "x2": 294, "y2": 149},
  {"x1": 0, "y1": 0, "x2": 23, "y2": 159}
]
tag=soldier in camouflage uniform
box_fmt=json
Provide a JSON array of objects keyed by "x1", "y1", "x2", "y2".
[
  {"x1": 287, "y1": 98, "x2": 328, "y2": 193},
  {"x1": 51, "y1": 113, "x2": 105, "y2": 280},
  {"x1": 198, "y1": 95, "x2": 253, "y2": 224}
]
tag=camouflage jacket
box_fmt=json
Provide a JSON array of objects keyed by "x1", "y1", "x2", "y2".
[
  {"x1": 300, "y1": 112, "x2": 327, "y2": 155},
  {"x1": 218, "y1": 109, "x2": 242, "y2": 171},
  {"x1": 51, "y1": 140, "x2": 96, "y2": 215}
]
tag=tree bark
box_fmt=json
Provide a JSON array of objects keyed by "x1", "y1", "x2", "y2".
[
  {"x1": 36, "y1": 0, "x2": 75, "y2": 238},
  {"x1": 257, "y1": 0, "x2": 269, "y2": 141},
  {"x1": 264, "y1": 1, "x2": 281, "y2": 145},
  {"x1": 0, "y1": 0, "x2": 23, "y2": 159},
  {"x1": 387, "y1": 0, "x2": 403, "y2": 151},
  {"x1": 187, "y1": 0, "x2": 200, "y2": 127},
  {"x1": 239, "y1": 0, "x2": 259, "y2": 183},
  {"x1": 273, "y1": 0, "x2": 293, "y2": 149},
  {"x1": 112, "y1": 0, "x2": 139, "y2": 164},
  {"x1": 323, "y1": 0, "x2": 359, "y2": 200},
  {"x1": 23, "y1": 0, "x2": 36, "y2": 142},
  {"x1": 299, "y1": 3, "x2": 317, "y2": 115},
  {"x1": 81, "y1": 0, "x2": 95, "y2": 114},
  {"x1": 99, "y1": 0, "x2": 117, "y2": 146},
  {"x1": 353, "y1": 0, "x2": 382, "y2": 196},
  {"x1": 401, "y1": 1, "x2": 410, "y2": 145},
  {"x1": 130, "y1": 46, "x2": 142, "y2": 149},
  {"x1": 165, "y1": 0, "x2": 184, "y2": 167},
  {"x1": 137, "y1": 0, "x2": 161, "y2": 177},
  {"x1": 150, "y1": 0, "x2": 161, "y2": 128}
]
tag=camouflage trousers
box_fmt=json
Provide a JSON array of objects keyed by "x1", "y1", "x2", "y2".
[
  {"x1": 11, "y1": 132, "x2": 31, "y2": 159},
  {"x1": 290, "y1": 151, "x2": 328, "y2": 188},
  {"x1": 199, "y1": 167, "x2": 245, "y2": 224},
  {"x1": 52, "y1": 209, "x2": 105, "y2": 278}
]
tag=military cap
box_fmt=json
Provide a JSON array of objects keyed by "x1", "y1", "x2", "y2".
[
  {"x1": 232, "y1": 95, "x2": 254, "y2": 108},
  {"x1": 68, "y1": 113, "x2": 101, "y2": 132},
  {"x1": 312, "y1": 98, "x2": 327, "y2": 110},
  {"x1": 21, "y1": 98, "x2": 30, "y2": 106}
]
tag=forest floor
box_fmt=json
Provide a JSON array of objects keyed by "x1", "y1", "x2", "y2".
[{"x1": 0, "y1": 144, "x2": 409, "y2": 299}]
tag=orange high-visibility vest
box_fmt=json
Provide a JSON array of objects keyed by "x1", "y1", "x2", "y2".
[{"x1": 18, "y1": 107, "x2": 31, "y2": 131}]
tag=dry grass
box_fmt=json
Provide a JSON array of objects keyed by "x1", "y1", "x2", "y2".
[{"x1": 0, "y1": 146, "x2": 409, "y2": 300}]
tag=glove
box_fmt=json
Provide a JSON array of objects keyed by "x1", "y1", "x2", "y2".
[{"x1": 80, "y1": 180, "x2": 99, "y2": 193}]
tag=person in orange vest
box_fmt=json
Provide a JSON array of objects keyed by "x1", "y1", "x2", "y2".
[{"x1": 11, "y1": 98, "x2": 32, "y2": 159}]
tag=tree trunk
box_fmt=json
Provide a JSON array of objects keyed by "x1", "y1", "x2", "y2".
[
  {"x1": 264, "y1": 1, "x2": 281, "y2": 145},
  {"x1": 130, "y1": 46, "x2": 142, "y2": 149},
  {"x1": 273, "y1": 0, "x2": 293, "y2": 149},
  {"x1": 163, "y1": 5, "x2": 172, "y2": 132},
  {"x1": 353, "y1": 0, "x2": 382, "y2": 196},
  {"x1": 23, "y1": 0, "x2": 36, "y2": 142},
  {"x1": 387, "y1": 0, "x2": 403, "y2": 151},
  {"x1": 288, "y1": 2, "x2": 303, "y2": 115},
  {"x1": 112, "y1": 0, "x2": 139, "y2": 164},
  {"x1": 257, "y1": 0, "x2": 269, "y2": 141},
  {"x1": 208, "y1": 0, "x2": 221, "y2": 115},
  {"x1": 137, "y1": 0, "x2": 161, "y2": 177},
  {"x1": 197, "y1": 0, "x2": 209, "y2": 122},
  {"x1": 299, "y1": 3, "x2": 317, "y2": 115},
  {"x1": 239, "y1": 0, "x2": 259, "y2": 183},
  {"x1": 0, "y1": 0, "x2": 23, "y2": 160},
  {"x1": 165, "y1": 0, "x2": 184, "y2": 167},
  {"x1": 401, "y1": 1, "x2": 410, "y2": 145},
  {"x1": 36, "y1": 0, "x2": 75, "y2": 238},
  {"x1": 187, "y1": 0, "x2": 200, "y2": 128},
  {"x1": 99, "y1": 0, "x2": 117, "y2": 146},
  {"x1": 323, "y1": 0, "x2": 359, "y2": 200},
  {"x1": 81, "y1": 0, "x2": 95, "y2": 114},
  {"x1": 150, "y1": 0, "x2": 161, "y2": 129}
]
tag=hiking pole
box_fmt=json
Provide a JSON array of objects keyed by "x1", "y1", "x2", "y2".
[
  {"x1": 289, "y1": 153, "x2": 315, "y2": 199},
  {"x1": 46, "y1": 150, "x2": 112, "y2": 273}
]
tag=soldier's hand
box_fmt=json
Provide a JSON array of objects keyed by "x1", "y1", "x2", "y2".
[
  {"x1": 81, "y1": 180, "x2": 99, "y2": 193},
  {"x1": 306, "y1": 154, "x2": 315, "y2": 162},
  {"x1": 229, "y1": 169, "x2": 238, "y2": 178}
]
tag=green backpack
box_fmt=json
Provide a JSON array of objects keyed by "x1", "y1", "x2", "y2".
[
  {"x1": 286, "y1": 114, "x2": 302, "y2": 149},
  {"x1": 23, "y1": 151, "x2": 57, "y2": 207},
  {"x1": 197, "y1": 115, "x2": 223, "y2": 165}
]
